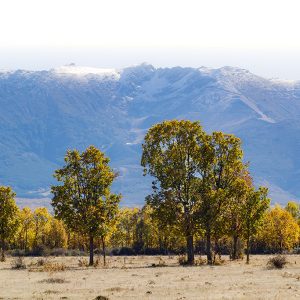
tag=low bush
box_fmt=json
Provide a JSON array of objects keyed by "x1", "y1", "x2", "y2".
[
  {"x1": 94, "y1": 296, "x2": 109, "y2": 300},
  {"x1": 9, "y1": 249, "x2": 26, "y2": 257},
  {"x1": 39, "y1": 278, "x2": 67, "y2": 284},
  {"x1": 267, "y1": 255, "x2": 288, "y2": 269},
  {"x1": 64, "y1": 249, "x2": 87, "y2": 256},
  {"x1": 195, "y1": 257, "x2": 206, "y2": 266},
  {"x1": 28, "y1": 245, "x2": 50, "y2": 257},
  {"x1": 178, "y1": 255, "x2": 188, "y2": 266},
  {"x1": 49, "y1": 248, "x2": 66, "y2": 256},
  {"x1": 43, "y1": 262, "x2": 66, "y2": 272},
  {"x1": 78, "y1": 257, "x2": 89, "y2": 268},
  {"x1": 11, "y1": 256, "x2": 26, "y2": 269},
  {"x1": 36, "y1": 258, "x2": 47, "y2": 266},
  {"x1": 111, "y1": 247, "x2": 136, "y2": 256}
]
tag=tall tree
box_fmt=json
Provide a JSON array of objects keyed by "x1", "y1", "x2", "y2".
[
  {"x1": 197, "y1": 132, "x2": 245, "y2": 264},
  {"x1": 109, "y1": 207, "x2": 140, "y2": 249},
  {"x1": 32, "y1": 207, "x2": 51, "y2": 249},
  {"x1": 0, "y1": 186, "x2": 19, "y2": 261},
  {"x1": 242, "y1": 187, "x2": 270, "y2": 264},
  {"x1": 17, "y1": 207, "x2": 33, "y2": 251},
  {"x1": 51, "y1": 145, "x2": 121, "y2": 266},
  {"x1": 141, "y1": 120, "x2": 210, "y2": 264},
  {"x1": 224, "y1": 171, "x2": 252, "y2": 260},
  {"x1": 47, "y1": 218, "x2": 68, "y2": 249}
]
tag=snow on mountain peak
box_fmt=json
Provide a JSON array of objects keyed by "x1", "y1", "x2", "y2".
[{"x1": 53, "y1": 64, "x2": 121, "y2": 79}]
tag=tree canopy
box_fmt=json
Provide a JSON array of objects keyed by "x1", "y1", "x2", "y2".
[
  {"x1": 0, "y1": 186, "x2": 19, "y2": 261},
  {"x1": 51, "y1": 145, "x2": 121, "y2": 265}
]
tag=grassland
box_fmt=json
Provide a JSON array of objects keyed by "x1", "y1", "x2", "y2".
[{"x1": 1, "y1": 255, "x2": 300, "y2": 299}]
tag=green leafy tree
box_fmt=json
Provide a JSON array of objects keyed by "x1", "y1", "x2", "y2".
[
  {"x1": 51, "y1": 145, "x2": 121, "y2": 265},
  {"x1": 285, "y1": 201, "x2": 300, "y2": 221},
  {"x1": 197, "y1": 132, "x2": 245, "y2": 264},
  {"x1": 242, "y1": 187, "x2": 270, "y2": 264},
  {"x1": 146, "y1": 192, "x2": 186, "y2": 254},
  {"x1": 141, "y1": 120, "x2": 210, "y2": 264},
  {"x1": 223, "y1": 171, "x2": 252, "y2": 260},
  {"x1": 109, "y1": 207, "x2": 140, "y2": 249},
  {"x1": 0, "y1": 186, "x2": 19, "y2": 261}
]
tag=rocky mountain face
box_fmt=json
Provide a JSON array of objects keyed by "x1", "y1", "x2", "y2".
[{"x1": 0, "y1": 64, "x2": 299, "y2": 206}]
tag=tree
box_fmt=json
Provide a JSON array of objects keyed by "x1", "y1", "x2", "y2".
[
  {"x1": 197, "y1": 132, "x2": 246, "y2": 264},
  {"x1": 32, "y1": 207, "x2": 51, "y2": 249},
  {"x1": 47, "y1": 218, "x2": 68, "y2": 249},
  {"x1": 0, "y1": 186, "x2": 19, "y2": 261},
  {"x1": 141, "y1": 120, "x2": 209, "y2": 264},
  {"x1": 51, "y1": 145, "x2": 121, "y2": 265},
  {"x1": 17, "y1": 207, "x2": 34, "y2": 251},
  {"x1": 285, "y1": 201, "x2": 300, "y2": 221},
  {"x1": 242, "y1": 187, "x2": 270, "y2": 264},
  {"x1": 146, "y1": 193, "x2": 186, "y2": 254},
  {"x1": 109, "y1": 207, "x2": 140, "y2": 249},
  {"x1": 223, "y1": 171, "x2": 253, "y2": 260},
  {"x1": 259, "y1": 205, "x2": 299, "y2": 253}
]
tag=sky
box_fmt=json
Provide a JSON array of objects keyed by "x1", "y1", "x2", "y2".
[{"x1": 0, "y1": 0, "x2": 300, "y2": 79}]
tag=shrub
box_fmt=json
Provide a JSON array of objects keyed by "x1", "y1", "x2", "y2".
[
  {"x1": 49, "y1": 248, "x2": 66, "y2": 256},
  {"x1": 158, "y1": 257, "x2": 166, "y2": 266},
  {"x1": 0, "y1": 251, "x2": 5, "y2": 262},
  {"x1": 178, "y1": 255, "x2": 188, "y2": 266},
  {"x1": 43, "y1": 262, "x2": 66, "y2": 272},
  {"x1": 93, "y1": 257, "x2": 101, "y2": 268},
  {"x1": 195, "y1": 257, "x2": 206, "y2": 266},
  {"x1": 94, "y1": 296, "x2": 109, "y2": 300},
  {"x1": 293, "y1": 247, "x2": 300, "y2": 254},
  {"x1": 111, "y1": 247, "x2": 136, "y2": 256},
  {"x1": 78, "y1": 257, "x2": 89, "y2": 268},
  {"x1": 65, "y1": 249, "x2": 87, "y2": 256},
  {"x1": 9, "y1": 249, "x2": 26, "y2": 257},
  {"x1": 267, "y1": 255, "x2": 288, "y2": 269},
  {"x1": 39, "y1": 278, "x2": 67, "y2": 284},
  {"x1": 213, "y1": 257, "x2": 226, "y2": 266},
  {"x1": 28, "y1": 245, "x2": 50, "y2": 257},
  {"x1": 36, "y1": 258, "x2": 47, "y2": 266},
  {"x1": 11, "y1": 256, "x2": 26, "y2": 269}
]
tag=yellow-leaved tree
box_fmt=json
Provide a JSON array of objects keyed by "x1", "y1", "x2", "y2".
[
  {"x1": 259, "y1": 205, "x2": 299, "y2": 252},
  {"x1": 0, "y1": 186, "x2": 19, "y2": 261}
]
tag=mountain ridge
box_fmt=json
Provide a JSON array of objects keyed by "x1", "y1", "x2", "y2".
[{"x1": 0, "y1": 64, "x2": 299, "y2": 207}]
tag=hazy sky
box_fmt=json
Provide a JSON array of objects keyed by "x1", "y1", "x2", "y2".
[{"x1": 1, "y1": 0, "x2": 300, "y2": 79}]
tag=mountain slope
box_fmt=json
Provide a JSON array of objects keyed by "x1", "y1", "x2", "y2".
[{"x1": 0, "y1": 64, "x2": 299, "y2": 206}]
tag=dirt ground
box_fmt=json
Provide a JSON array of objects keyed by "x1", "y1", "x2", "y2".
[{"x1": 0, "y1": 255, "x2": 300, "y2": 299}]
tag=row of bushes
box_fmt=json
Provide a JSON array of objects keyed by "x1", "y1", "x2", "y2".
[{"x1": 6, "y1": 245, "x2": 300, "y2": 258}]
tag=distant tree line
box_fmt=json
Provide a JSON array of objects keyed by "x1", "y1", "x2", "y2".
[{"x1": 0, "y1": 120, "x2": 299, "y2": 266}]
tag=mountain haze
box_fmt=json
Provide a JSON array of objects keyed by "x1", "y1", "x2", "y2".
[{"x1": 0, "y1": 64, "x2": 299, "y2": 206}]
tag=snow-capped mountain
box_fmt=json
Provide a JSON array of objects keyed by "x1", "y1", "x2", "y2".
[{"x1": 0, "y1": 63, "x2": 299, "y2": 206}]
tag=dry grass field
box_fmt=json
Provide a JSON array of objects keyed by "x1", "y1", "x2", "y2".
[{"x1": 1, "y1": 255, "x2": 300, "y2": 299}]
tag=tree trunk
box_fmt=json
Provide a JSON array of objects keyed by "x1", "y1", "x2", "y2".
[
  {"x1": 25, "y1": 229, "x2": 28, "y2": 252},
  {"x1": 246, "y1": 236, "x2": 250, "y2": 264},
  {"x1": 0, "y1": 238, "x2": 5, "y2": 262},
  {"x1": 89, "y1": 235, "x2": 94, "y2": 266},
  {"x1": 101, "y1": 236, "x2": 106, "y2": 266},
  {"x1": 214, "y1": 238, "x2": 221, "y2": 261},
  {"x1": 206, "y1": 229, "x2": 213, "y2": 265},
  {"x1": 232, "y1": 235, "x2": 238, "y2": 260},
  {"x1": 186, "y1": 234, "x2": 194, "y2": 265}
]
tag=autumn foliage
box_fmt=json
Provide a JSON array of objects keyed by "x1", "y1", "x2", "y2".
[{"x1": 0, "y1": 121, "x2": 299, "y2": 265}]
